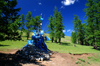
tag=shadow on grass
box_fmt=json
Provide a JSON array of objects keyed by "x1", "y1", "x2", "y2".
[
  {"x1": 61, "y1": 42, "x2": 71, "y2": 46},
  {"x1": 45, "y1": 41, "x2": 71, "y2": 46},
  {"x1": 0, "y1": 44, "x2": 10, "y2": 47},
  {"x1": 92, "y1": 47, "x2": 100, "y2": 51},
  {"x1": 0, "y1": 53, "x2": 45, "y2": 66}
]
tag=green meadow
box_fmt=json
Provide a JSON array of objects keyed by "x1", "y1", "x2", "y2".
[{"x1": 0, "y1": 33, "x2": 100, "y2": 54}]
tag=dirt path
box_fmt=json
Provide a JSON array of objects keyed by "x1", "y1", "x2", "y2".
[{"x1": 0, "y1": 50, "x2": 98, "y2": 66}]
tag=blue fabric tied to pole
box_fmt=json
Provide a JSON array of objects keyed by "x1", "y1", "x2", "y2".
[
  {"x1": 23, "y1": 21, "x2": 51, "y2": 51},
  {"x1": 40, "y1": 16, "x2": 44, "y2": 21},
  {"x1": 24, "y1": 40, "x2": 33, "y2": 47}
]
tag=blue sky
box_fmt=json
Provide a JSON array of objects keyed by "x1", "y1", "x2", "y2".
[{"x1": 15, "y1": 0, "x2": 88, "y2": 36}]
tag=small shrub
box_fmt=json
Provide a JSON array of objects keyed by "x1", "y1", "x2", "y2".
[
  {"x1": 76, "y1": 61, "x2": 81, "y2": 64},
  {"x1": 94, "y1": 58, "x2": 98, "y2": 61},
  {"x1": 71, "y1": 57, "x2": 73, "y2": 59},
  {"x1": 87, "y1": 61, "x2": 90, "y2": 64},
  {"x1": 78, "y1": 58, "x2": 85, "y2": 62},
  {"x1": 69, "y1": 52, "x2": 72, "y2": 54},
  {"x1": 87, "y1": 56, "x2": 93, "y2": 59}
]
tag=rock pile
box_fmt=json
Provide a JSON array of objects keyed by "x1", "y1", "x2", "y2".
[{"x1": 16, "y1": 45, "x2": 52, "y2": 61}]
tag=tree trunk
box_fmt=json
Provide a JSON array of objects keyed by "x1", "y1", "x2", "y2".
[
  {"x1": 59, "y1": 38, "x2": 61, "y2": 45},
  {"x1": 21, "y1": 30, "x2": 22, "y2": 38},
  {"x1": 80, "y1": 38, "x2": 83, "y2": 45},
  {"x1": 55, "y1": 40, "x2": 57, "y2": 43},
  {"x1": 27, "y1": 32, "x2": 29, "y2": 40},
  {"x1": 52, "y1": 37, "x2": 54, "y2": 42}
]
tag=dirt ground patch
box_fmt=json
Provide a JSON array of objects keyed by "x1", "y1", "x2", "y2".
[{"x1": 0, "y1": 50, "x2": 99, "y2": 66}]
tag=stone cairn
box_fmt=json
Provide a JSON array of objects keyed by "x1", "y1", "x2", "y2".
[{"x1": 16, "y1": 45, "x2": 53, "y2": 61}]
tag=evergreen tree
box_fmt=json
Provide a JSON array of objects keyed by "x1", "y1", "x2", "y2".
[
  {"x1": 71, "y1": 32, "x2": 76, "y2": 44},
  {"x1": 73, "y1": 15, "x2": 79, "y2": 44},
  {"x1": 53, "y1": 6, "x2": 58, "y2": 43},
  {"x1": 33, "y1": 16, "x2": 41, "y2": 32},
  {"x1": 48, "y1": 6, "x2": 65, "y2": 44},
  {"x1": 94, "y1": 0, "x2": 100, "y2": 49},
  {"x1": 20, "y1": 14, "x2": 25, "y2": 38},
  {"x1": 0, "y1": 0, "x2": 21, "y2": 40},
  {"x1": 84, "y1": 0, "x2": 96, "y2": 47},
  {"x1": 78, "y1": 19, "x2": 84, "y2": 45},
  {"x1": 0, "y1": 0, "x2": 7, "y2": 40},
  {"x1": 82, "y1": 23, "x2": 89, "y2": 45},
  {"x1": 73, "y1": 15, "x2": 84, "y2": 45},
  {"x1": 47, "y1": 15, "x2": 55, "y2": 42},
  {"x1": 56, "y1": 12, "x2": 65, "y2": 45},
  {"x1": 10, "y1": 17, "x2": 21, "y2": 40},
  {"x1": 25, "y1": 11, "x2": 32, "y2": 40}
]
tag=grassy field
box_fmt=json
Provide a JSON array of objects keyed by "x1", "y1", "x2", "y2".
[
  {"x1": 46, "y1": 41, "x2": 100, "y2": 54},
  {"x1": 0, "y1": 32, "x2": 100, "y2": 53}
]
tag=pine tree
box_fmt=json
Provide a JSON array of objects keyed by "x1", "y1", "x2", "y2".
[
  {"x1": 25, "y1": 11, "x2": 32, "y2": 40},
  {"x1": 0, "y1": 0, "x2": 6, "y2": 40},
  {"x1": 71, "y1": 32, "x2": 76, "y2": 44},
  {"x1": 47, "y1": 15, "x2": 55, "y2": 42},
  {"x1": 94, "y1": 0, "x2": 100, "y2": 49},
  {"x1": 78, "y1": 19, "x2": 84, "y2": 45},
  {"x1": 84, "y1": 0, "x2": 96, "y2": 47},
  {"x1": 73, "y1": 15, "x2": 79, "y2": 44},
  {"x1": 20, "y1": 14, "x2": 25, "y2": 37},
  {"x1": 10, "y1": 17, "x2": 21, "y2": 40},
  {"x1": 0, "y1": 0, "x2": 21, "y2": 40},
  {"x1": 82, "y1": 23, "x2": 89, "y2": 45},
  {"x1": 33, "y1": 16, "x2": 41, "y2": 32},
  {"x1": 73, "y1": 15, "x2": 84, "y2": 45},
  {"x1": 56, "y1": 12, "x2": 65, "y2": 45},
  {"x1": 47, "y1": 6, "x2": 65, "y2": 44},
  {"x1": 53, "y1": 6, "x2": 58, "y2": 43}
]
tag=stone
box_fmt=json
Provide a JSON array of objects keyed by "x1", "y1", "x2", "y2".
[{"x1": 16, "y1": 45, "x2": 52, "y2": 61}]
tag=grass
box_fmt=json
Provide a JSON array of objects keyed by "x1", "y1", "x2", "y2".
[
  {"x1": 45, "y1": 41, "x2": 100, "y2": 54},
  {"x1": 78, "y1": 58, "x2": 85, "y2": 62},
  {"x1": 0, "y1": 40, "x2": 26, "y2": 51},
  {"x1": 76, "y1": 61, "x2": 81, "y2": 64},
  {"x1": 76, "y1": 53, "x2": 100, "y2": 66},
  {"x1": 87, "y1": 53, "x2": 100, "y2": 63},
  {"x1": 0, "y1": 32, "x2": 100, "y2": 54}
]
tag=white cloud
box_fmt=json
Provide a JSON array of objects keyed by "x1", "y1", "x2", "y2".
[
  {"x1": 67, "y1": 29, "x2": 71, "y2": 32},
  {"x1": 61, "y1": 6, "x2": 64, "y2": 9},
  {"x1": 61, "y1": 0, "x2": 78, "y2": 6},
  {"x1": 38, "y1": 2, "x2": 42, "y2": 5},
  {"x1": 67, "y1": 29, "x2": 74, "y2": 33},
  {"x1": 63, "y1": 30, "x2": 66, "y2": 33}
]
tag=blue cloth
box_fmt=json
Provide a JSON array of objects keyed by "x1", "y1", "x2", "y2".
[
  {"x1": 41, "y1": 36, "x2": 48, "y2": 51},
  {"x1": 45, "y1": 36, "x2": 51, "y2": 41},
  {"x1": 24, "y1": 40, "x2": 33, "y2": 47},
  {"x1": 24, "y1": 30, "x2": 50, "y2": 52},
  {"x1": 40, "y1": 16, "x2": 44, "y2": 21}
]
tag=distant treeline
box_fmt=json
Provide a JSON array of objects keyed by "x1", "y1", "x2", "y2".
[{"x1": 71, "y1": 0, "x2": 100, "y2": 50}]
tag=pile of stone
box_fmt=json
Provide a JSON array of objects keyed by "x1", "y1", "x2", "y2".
[{"x1": 16, "y1": 45, "x2": 52, "y2": 61}]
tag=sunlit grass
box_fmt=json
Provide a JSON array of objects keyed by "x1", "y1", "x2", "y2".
[
  {"x1": 0, "y1": 31, "x2": 100, "y2": 54},
  {"x1": 0, "y1": 40, "x2": 26, "y2": 51},
  {"x1": 45, "y1": 41, "x2": 100, "y2": 54}
]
